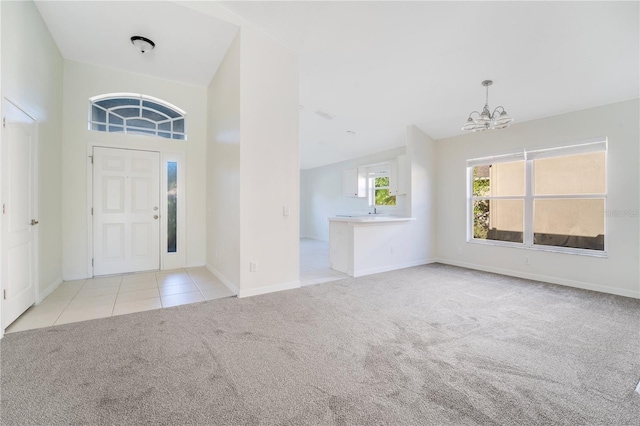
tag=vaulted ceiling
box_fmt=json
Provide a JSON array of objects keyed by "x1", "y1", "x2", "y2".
[
  {"x1": 35, "y1": 1, "x2": 639, "y2": 169},
  {"x1": 35, "y1": 1, "x2": 239, "y2": 87}
]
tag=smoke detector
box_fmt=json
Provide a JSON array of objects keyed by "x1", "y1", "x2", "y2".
[{"x1": 315, "y1": 110, "x2": 335, "y2": 120}]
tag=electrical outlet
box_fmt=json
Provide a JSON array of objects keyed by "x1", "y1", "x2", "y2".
[
  {"x1": 391, "y1": 245, "x2": 395, "y2": 254},
  {"x1": 250, "y1": 261, "x2": 257, "y2": 272},
  {"x1": 457, "y1": 247, "x2": 463, "y2": 255},
  {"x1": 283, "y1": 206, "x2": 290, "y2": 216},
  {"x1": 525, "y1": 256, "x2": 530, "y2": 265}
]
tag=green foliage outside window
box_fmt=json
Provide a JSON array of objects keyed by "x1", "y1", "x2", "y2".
[
  {"x1": 473, "y1": 169, "x2": 490, "y2": 239},
  {"x1": 374, "y1": 177, "x2": 396, "y2": 206}
]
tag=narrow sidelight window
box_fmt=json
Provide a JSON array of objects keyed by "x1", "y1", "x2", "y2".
[{"x1": 167, "y1": 162, "x2": 177, "y2": 253}]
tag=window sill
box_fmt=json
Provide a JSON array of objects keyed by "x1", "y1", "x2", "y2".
[{"x1": 467, "y1": 238, "x2": 608, "y2": 258}]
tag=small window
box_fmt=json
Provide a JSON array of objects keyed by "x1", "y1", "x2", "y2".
[
  {"x1": 368, "y1": 166, "x2": 396, "y2": 206},
  {"x1": 468, "y1": 140, "x2": 607, "y2": 254},
  {"x1": 89, "y1": 94, "x2": 187, "y2": 140}
]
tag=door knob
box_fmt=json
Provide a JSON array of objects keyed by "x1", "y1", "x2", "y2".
[
  {"x1": 30, "y1": 219, "x2": 39, "y2": 226},
  {"x1": 154, "y1": 215, "x2": 159, "y2": 219}
]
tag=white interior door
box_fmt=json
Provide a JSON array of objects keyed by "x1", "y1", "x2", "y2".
[
  {"x1": 1, "y1": 99, "x2": 37, "y2": 327},
  {"x1": 93, "y1": 147, "x2": 160, "y2": 276}
]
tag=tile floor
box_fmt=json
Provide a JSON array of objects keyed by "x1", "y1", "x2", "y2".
[
  {"x1": 299, "y1": 238, "x2": 348, "y2": 286},
  {"x1": 6, "y1": 239, "x2": 346, "y2": 334},
  {"x1": 6, "y1": 267, "x2": 234, "y2": 333}
]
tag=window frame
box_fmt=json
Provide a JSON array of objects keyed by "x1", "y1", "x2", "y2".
[
  {"x1": 467, "y1": 138, "x2": 608, "y2": 257},
  {"x1": 366, "y1": 163, "x2": 397, "y2": 208},
  {"x1": 88, "y1": 93, "x2": 187, "y2": 140}
]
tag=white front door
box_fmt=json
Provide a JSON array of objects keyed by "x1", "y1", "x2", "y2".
[
  {"x1": 1, "y1": 99, "x2": 37, "y2": 327},
  {"x1": 93, "y1": 147, "x2": 160, "y2": 276}
]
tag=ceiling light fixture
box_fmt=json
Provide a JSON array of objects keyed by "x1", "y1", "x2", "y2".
[
  {"x1": 462, "y1": 80, "x2": 513, "y2": 132},
  {"x1": 130, "y1": 36, "x2": 155, "y2": 54}
]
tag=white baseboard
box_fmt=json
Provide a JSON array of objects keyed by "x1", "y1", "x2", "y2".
[
  {"x1": 435, "y1": 258, "x2": 640, "y2": 299},
  {"x1": 205, "y1": 264, "x2": 301, "y2": 298},
  {"x1": 352, "y1": 258, "x2": 436, "y2": 278},
  {"x1": 237, "y1": 280, "x2": 301, "y2": 298},
  {"x1": 300, "y1": 235, "x2": 328, "y2": 242},
  {"x1": 36, "y1": 276, "x2": 63, "y2": 304},
  {"x1": 205, "y1": 264, "x2": 239, "y2": 296},
  {"x1": 62, "y1": 273, "x2": 92, "y2": 281}
]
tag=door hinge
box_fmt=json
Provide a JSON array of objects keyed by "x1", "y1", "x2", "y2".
[
  {"x1": 91, "y1": 207, "x2": 93, "y2": 215},
  {"x1": 3, "y1": 289, "x2": 6, "y2": 300},
  {"x1": 2, "y1": 117, "x2": 5, "y2": 128},
  {"x1": 2, "y1": 204, "x2": 5, "y2": 214},
  {"x1": 92, "y1": 258, "x2": 94, "y2": 266},
  {"x1": 89, "y1": 155, "x2": 93, "y2": 164}
]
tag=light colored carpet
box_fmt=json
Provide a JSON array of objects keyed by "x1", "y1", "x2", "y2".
[{"x1": 1, "y1": 264, "x2": 639, "y2": 425}]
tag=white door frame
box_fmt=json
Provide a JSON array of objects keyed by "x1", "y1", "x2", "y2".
[
  {"x1": 0, "y1": 97, "x2": 39, "y2": 332},
  {"x1": 86, "y1": 138, "x2": 186, "y2": 276}
]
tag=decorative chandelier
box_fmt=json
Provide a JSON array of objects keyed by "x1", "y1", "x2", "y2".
[{"x1": 462, "y1": 80, "x2": 513, "y2": 131}]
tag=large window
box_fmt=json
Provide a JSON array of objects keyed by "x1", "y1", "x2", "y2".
[
  {"x1": 468, "y1": 139, "x2": 607, "y2": 254},
  {"x1": 89, "y1": 93, "x2": 186, "y2": 140}
]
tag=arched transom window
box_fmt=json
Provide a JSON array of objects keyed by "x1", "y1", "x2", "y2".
[{"x1": 89, "y1": 93, "x2": 186, "y2": 140}]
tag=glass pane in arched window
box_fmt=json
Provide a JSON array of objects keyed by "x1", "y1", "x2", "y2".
[{"x1": 92, "y1": 105, "x2": 106, "y2": 123}]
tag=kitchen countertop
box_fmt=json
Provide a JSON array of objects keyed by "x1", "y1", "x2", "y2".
[{"x1": 328, "y1": 216, "x2": 415, "y2": 223}]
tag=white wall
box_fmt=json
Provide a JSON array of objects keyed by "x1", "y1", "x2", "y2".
[
  {"x1": 206, "y1": 32, "x2": 241, "y2": 289},
  {"x1": 238, "y1": 25, "x2": 300, "y2": 297},
  {"x1": 321, "y1": 127, "x2": 437, "y2": 277},
  {"x1": 406, "y1": 125, "x2": 438, "y2": 261},
  {"x1": 1, "y1": 0, "x2": 64, "y2": 299},
  {"x1": 61, "y1": 61, "x2": 208, "y2": 279},
  {"x1": 301, "y1": 147, "x2": 406, "y2": 241},
  {"x1": 181, "y1": 2, "x2": 301, "y2": 297},
  {"x1": 300, "y1": 169, "x2": 309, "y2": 238},
  {"x1": 436, "y1": 99, "x2": 640, "y2": 298}
]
